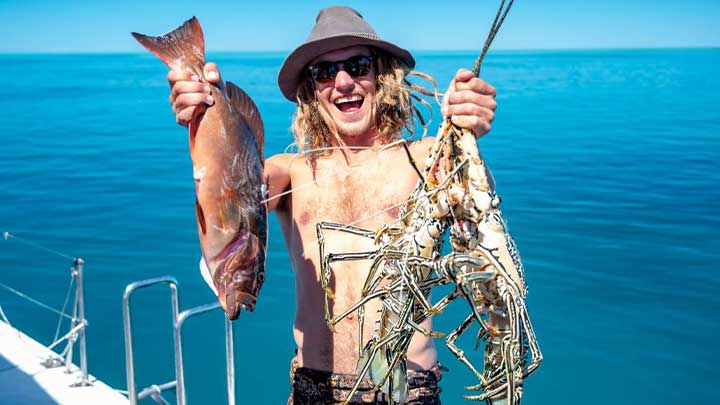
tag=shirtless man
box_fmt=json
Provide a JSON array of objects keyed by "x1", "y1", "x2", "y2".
[{"x1": 168, "y1": 6, "x2": 498, "y2": 404}]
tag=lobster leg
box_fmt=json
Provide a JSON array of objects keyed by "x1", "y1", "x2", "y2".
[
  {"x1": 322, "y1": 250, "x2": 377, "y2": 329},
  {"x1": 445, "y1": 313, "x2": 488, "y2": 387},
  {"x1": 316, "y1": 222, "x2": 376, "y2": 332},
  {"x1": 344, "y1": 329, "x2": 404, "y2": 405},
  {"x1": 329, "y1": 276, "x2": 406, "y2": 327}
]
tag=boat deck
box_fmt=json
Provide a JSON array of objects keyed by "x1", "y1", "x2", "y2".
[{"x1": 0, "y1": 320, "x2": 129, "y2": 405}]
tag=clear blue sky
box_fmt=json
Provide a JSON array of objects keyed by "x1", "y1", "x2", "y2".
[{"x1": 2, "y1": 0, "x2": 719, "y2": 53}]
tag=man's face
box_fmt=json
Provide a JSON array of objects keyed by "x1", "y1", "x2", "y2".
[{"x1": 310, "y1": 46, "x2": 376, "y2": 139}]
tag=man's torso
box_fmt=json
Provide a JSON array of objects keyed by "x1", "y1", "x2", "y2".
[{"x1": 270, "y1": 137, "x2": 438, "y2": 374}]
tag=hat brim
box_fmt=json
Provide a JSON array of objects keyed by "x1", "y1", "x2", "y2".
[{"x1": 278, "y1": 35, "x2": 415, "y2": 102}]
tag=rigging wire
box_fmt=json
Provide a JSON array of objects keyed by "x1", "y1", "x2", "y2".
[
  {"x1": 0, "y1": 231, "x2": 77, "y2": 331},
  {"x1": 52, "y1": 274, "x2": 77, "y2": 345},
  {"x1": 0, "y1": 231, "x2": 83, "y2": 375},
  {"x1": 0, "y1": 280, "x2": 74, "y2": 321},
  {"x1": 2, "y1": 231, "x2": 75, "y2": 261}
]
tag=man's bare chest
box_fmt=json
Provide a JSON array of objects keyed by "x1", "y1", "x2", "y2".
[{"x1": 292, "y1": 153, "x2": 420, "y2": 228}]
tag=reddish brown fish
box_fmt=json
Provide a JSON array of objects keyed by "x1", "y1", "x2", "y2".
[{"x1": 132, "y1": 17, "x2": 267, "y2": 320}]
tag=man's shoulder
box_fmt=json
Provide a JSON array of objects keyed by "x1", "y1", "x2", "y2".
[
  {"x1": 266, "y1": 152, "x2": 315, "y2": 181},
  {"x1": 267, "y1": 152, "x2": 300, "y2": 165},
  {"x1": 266, "y1": 152, "x2": 302, "y2": 174},
  {"x1": 264, "y1": 152, "x2": 301, "y2": 211},
  {"x1": 409, "y1": 136, "x2": 436, "y2": 150},
  {"x1": 407, "y1": 136, "x2": 436, "y2": 167}
]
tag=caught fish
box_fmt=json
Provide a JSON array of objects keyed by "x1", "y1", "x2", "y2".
[{"x1": 132, "y1": 17, "x2": 267, "y2": 320}]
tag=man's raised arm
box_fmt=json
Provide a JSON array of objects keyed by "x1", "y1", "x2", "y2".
[{"x1": 167, "y1": 63, "x2": 291, "y2": 212}]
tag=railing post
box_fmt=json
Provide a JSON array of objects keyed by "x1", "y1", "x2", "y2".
[
  {"x1": 123, "y1": 276, "x2": 237, "y2": 405},
  {"x1": 123, "y1": 277, "x2": 179, "y2": 405},
  {"x1": 74, "y1": 257, "x2": 90, "y2": 386},
  {"x1": 226, "y1": 316, "x2": 235, "y2": 405},
  {"x1": 174, "y1": 302, "x2": 222, "y2": 405}
]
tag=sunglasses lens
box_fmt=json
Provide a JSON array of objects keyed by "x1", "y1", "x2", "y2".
[
  {"x1": 310, "y1": 55, "x2": 373, "y2": 83},
  {"x1": 311, "y1": 62, "x2": 337, "y2": 83},
  {"x1": 344, "y1": 56, "x2": 372, "y2": 77}
]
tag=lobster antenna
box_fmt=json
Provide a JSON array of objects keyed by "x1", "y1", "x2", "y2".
[{"x1": 471, "y1": 0, "x2": 515, "y2": 77}]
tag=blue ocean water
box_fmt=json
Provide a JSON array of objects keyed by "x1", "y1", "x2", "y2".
[{"x1": 0, "y1": 48, "x2": 719, "y2": 404}]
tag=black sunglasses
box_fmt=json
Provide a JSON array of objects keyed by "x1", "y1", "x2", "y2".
[{"x1": 308, "y1": 55, "x2": 374, "y2": 84}]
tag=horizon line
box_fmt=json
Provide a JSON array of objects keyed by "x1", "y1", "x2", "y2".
[{"x1": 1, "y1": 45, "x2": 718, "y2": 56}]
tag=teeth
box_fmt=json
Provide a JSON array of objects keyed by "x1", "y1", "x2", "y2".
[{"x1": 334, "y1": 95, "x2": 363, "y2": 104}]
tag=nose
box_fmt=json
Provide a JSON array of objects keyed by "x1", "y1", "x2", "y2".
[{"x1": 333, "y1": 69, "x2": 355, "y2": 92}]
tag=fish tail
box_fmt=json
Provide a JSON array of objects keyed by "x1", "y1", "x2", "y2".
[{"x1": 131, "y1": 16, "x2": 206, "y2": 75}]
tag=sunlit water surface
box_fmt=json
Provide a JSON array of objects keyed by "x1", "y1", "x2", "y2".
[{"x1": 1, "y1": 49, "x2": 718, "y2": 404}]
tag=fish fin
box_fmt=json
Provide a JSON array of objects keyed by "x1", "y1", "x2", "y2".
[
  {"x1": 195, "y1": 198, "x2": 207, "y2": 235},
  {"x1": 131, "y1": 16, "x2": 205, "y2": 75},
  {"x1": 225, "y1": 81, "x2": 265, "y2": 162}
]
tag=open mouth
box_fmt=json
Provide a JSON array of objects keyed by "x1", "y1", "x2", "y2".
[{"x1": 334, "y1": 94, "x2": 364, "y2": 113}]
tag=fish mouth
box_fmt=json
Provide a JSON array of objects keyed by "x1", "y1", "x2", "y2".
[
  {"x1": 212, "y1": 232, "x2": 263, "y2": 320},
  {"x1": 221, "y1": 291, "x2": 257, "y2": 320}
]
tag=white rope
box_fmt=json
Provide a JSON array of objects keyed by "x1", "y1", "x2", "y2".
[{"x1": 47, "y1": 321, "x2": 86, "y2": 351}]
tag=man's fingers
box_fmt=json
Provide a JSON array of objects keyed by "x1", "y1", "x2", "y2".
[
  {"x1": 167, "y1": 65, "x2": 218, "y2": 128},
  {"x1": 454, "y1": 68, "x2": 475, "y2": 82},
  {"x1": 445, "y1": 104, "x2": 495, "y2": 123},
  {"x1": 174, "y1": 92, "x2": 214, "y2": 113},
  {"x1": 455, "y1": 78, "x2": 496, "y2": 97},
  {"x1": 447, "y1": 91, "x2": 497, "y2": 111},
  {"x1": 169, "y1": 81, "x2": 210, "y2": 104},
  {"x1": 204, "y1": 63, "x2": 221, "y2": 84},
  {"x1": 445, "y1": 68, "x2": 497, "y2": 138},
  {"x1": 168, "y1": 69, "x2": 198, "y2": 87},
  {"x1": 168, "y1": 63, "x2": 221, "y2": 87},
  {"x1": 176, "y1": 106, "x2": 196, "y2": 126},
  {"x1": 450, "y1": 115, "x2": 492, "y2": 139}
]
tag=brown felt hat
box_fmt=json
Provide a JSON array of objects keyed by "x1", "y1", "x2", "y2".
[{"x1": 278, "y1": 6, "x2": 415, "y2": 102}]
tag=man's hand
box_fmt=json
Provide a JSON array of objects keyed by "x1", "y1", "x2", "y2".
[
  {"x1": 441, "y1": 68, "x2": 497, "y2": 139},
  {"x1": 167, "y1": 63, "x2": 222, "y2": 127}
]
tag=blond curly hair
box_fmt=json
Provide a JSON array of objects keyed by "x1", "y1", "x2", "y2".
[{"x1": 290, "y1": 50, "x2": 428, "y2": 156}]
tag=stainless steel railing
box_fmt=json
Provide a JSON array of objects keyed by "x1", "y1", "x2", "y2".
[
  {"x1": 73, "y1": 258, "x2": 90, "y2": 386},
  {"x1": 122, "y1": 276, "x2": 236, "y2": 405},
  {"x1": 0, "y1": 233, "x2": 91, "y2": 386},
  {"x1": 122, "y1": 276, "x2": 179, "y2": 404}
]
